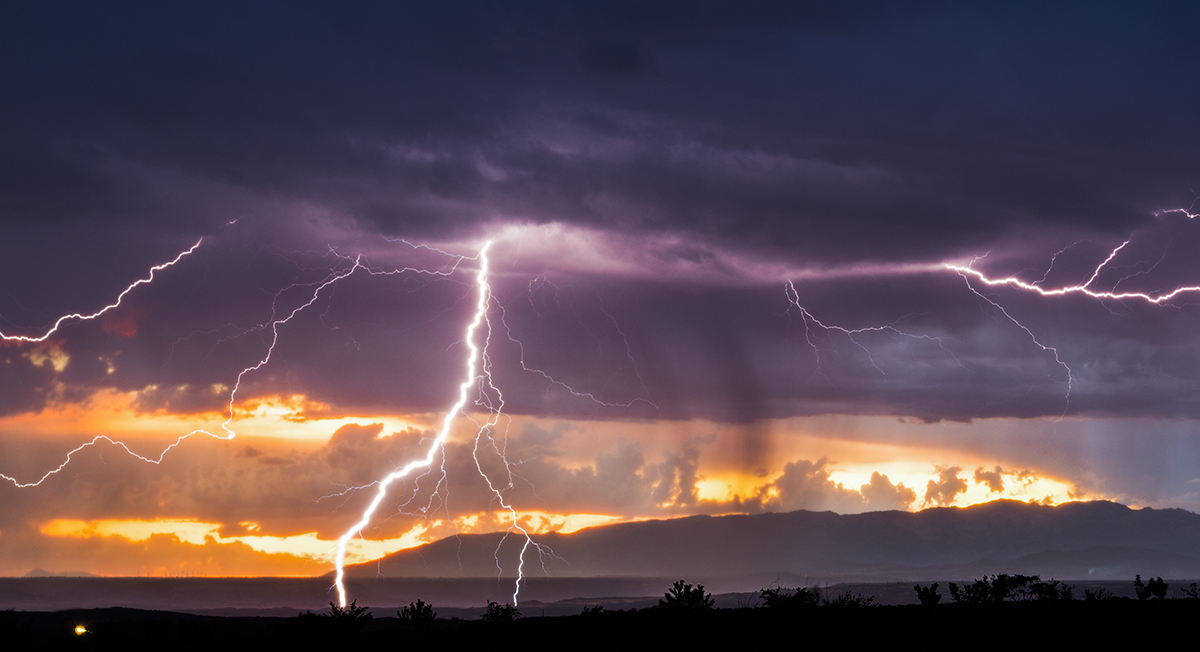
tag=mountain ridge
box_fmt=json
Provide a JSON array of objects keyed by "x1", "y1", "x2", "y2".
[{"x1": 343, "y1": 500, "x2": 1200, "y2": 581}]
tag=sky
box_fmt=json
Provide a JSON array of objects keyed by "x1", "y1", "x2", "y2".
[{"x1": 2, "y1": 1, "x2": 1200, "y2": 578}]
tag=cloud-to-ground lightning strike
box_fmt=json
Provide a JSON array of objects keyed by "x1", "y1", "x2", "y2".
[
  {"x1": 0, "y1": 233, "x2": 624, "y2": 608},
  {"x1": 333, "y1": 241, "x2": 547, "y2": 608}
]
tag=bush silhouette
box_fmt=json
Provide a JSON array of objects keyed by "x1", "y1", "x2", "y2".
[
  {"x1": 1029, "y1": 579, "x2": 1074, "y2": 601},
  {"x1": 821, "y1": 590, "x2": 875, "y2": 608},
  {"x1": 481, "y1": 600, "x2": 520, "y2": 622},
  {"x1": 327, "y1": 600, "x2": 371, "y2": 621},
  {"x1": 1084, "y1": 588, "x2": 1113, "y2": 601},
  {"x1": 1133, "y1": 575, "x2": 1167, "y2": 600},
  {"x1": 948, "y1": 574, "x2": 1041, "y2": 603},
  {"x1": 659, "y1": 580, "x2": 714, "y2": 611},
  {"x1": 397, "y1": 599, "x2": 436, "y2": 627},
  {"x1": 914, "y1": 582, "x2": 941, "y2": 606},
  {"x1": 760, "y1": 585, "x2": 818, "y2": 610}
]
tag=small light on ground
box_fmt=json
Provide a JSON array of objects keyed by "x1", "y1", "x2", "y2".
[{"x1": 74, "y1": 624, "x2": 88, "y2": 635}]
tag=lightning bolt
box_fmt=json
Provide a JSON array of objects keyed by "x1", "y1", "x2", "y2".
[
  {"x1": 938, "y1": 208, "x2": 1200, "y2": 415},
  {"x1": 0, "y1": 234, "x2": 486, "y2": 490},
  {"x1": 0, "y1": 233, "x2": 619, "y2": 607},
  {"x1": 0, "y1": 239, "x2": 202, "y2": 343},
  {"x1": 0, "y1": 240, "x2": 217, "y2": 488},
  {"x1": 0, "y1": 248, "x2": 368, "y2": 488},
  {"x1": 783, "y1": 280, "x2": 963, "y2": 379},
  {"x1": 943, "y1": 241, "x2": 1200, "y2": 305},
  {"x1": 333, "y1": 240, "x2": 546, "y2": 608},
  {"x1": 783, "y1": 208, "x2": 1200, "y2": 419}
]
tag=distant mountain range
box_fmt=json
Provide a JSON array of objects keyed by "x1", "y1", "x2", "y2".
[
  {"x1": 23, "y1": 568, "x2": 96, "y2": 578},
  {"x1": 345, "y1": 500, "x2": 1200, "y2": 583}
]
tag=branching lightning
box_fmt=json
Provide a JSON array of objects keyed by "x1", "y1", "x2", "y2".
[
  {"x1": 0, "y1": 242, "x2": 378, "y2": 488},
  {"x1": 783, "y1": 280, "x2": 963, "y2": 378},
  {"x1": 332, "y1": 241, "x2": 546, "y2": 607},
  {"x1": 0, "y1": 234, "x2": 487, "y2": 489},
  {"x1": 784, "y1": 208, "x2": 1200, "y2": 416},
  {"x1": 938, "y1": 209, "x2": 1200, "y2": 414},
  {"x1": 2, "y1": 233, "x2": 648, "y2": 608},
  {"x1": 944, "y1": 240, "x2": 1200, "y2": 305},
  {"x1": 10, "y1": 208, "x2": 1199, "y2": 608}
]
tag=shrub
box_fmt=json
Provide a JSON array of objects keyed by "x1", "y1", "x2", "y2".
[
  {"x1": 327, "y1": 600, "x2": 371, "y2": 621},
  {"x1": 914, "y1": 582, "x2": 941, "y2": 606},
  {"x1": 822, "y1": 591, "x2": 875, "y2": 608},
  {"x1": 481, "y1": 600, "x2": 520, "y2": 622},
  {"x1": 948, "y1": 574, "x2": 1040, "y2": 604},
  {"x1": 1029, "y1": 579, "x2": 1074, "y2": 602},
  {"x1": 659, "y1": 580, "x2": 715, "y2": 612},
  {"x1": 760, "y1": 585, "x2": 818, "y2": 610},
  {"x1": 397, "y1": 599, "x2": 436, "y2": 627},
  {"x1": 1134, "y1": 575, "x2": 1168, "y2": 600},
  {"x1": 1084, "y1": 588, "x2": 1113, "y2": 601}
]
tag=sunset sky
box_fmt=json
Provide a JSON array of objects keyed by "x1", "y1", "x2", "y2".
[{"x1": 3, "y1": 2, "x2": 1200, "y2": 578}]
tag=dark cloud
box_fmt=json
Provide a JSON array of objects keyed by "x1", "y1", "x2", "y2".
[
  {"x1": 3, "y1": 2, "x2": 1199, "y2": 269},
  {"x1": 1, "y1": 2, "x2": 1199, "y2": 424},
  {"x1": 8, "y1": 223, "x2": 1200, "y2": 425},
  {"x1": 3, "y1": 2, "x2": 1200, "y2": 562}
]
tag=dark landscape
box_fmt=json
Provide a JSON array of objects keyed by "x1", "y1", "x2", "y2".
[
  {"x1": 5, "y1": 3, "x2": 1200, "y2": 648},
  {"x1": 5, "y1": 590, "x2": 1198, "y2": 649},
  {"x1": 350, "y1": 500, "x2": 1200, "y2": 584},
  {"x1": 4, "y1": 501, "x2": 1200, "y2": 646}
]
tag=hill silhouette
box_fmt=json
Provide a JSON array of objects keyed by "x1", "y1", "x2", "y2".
[{"x1": 344, "y1": 500, "x2": 1200, "y2": 582}]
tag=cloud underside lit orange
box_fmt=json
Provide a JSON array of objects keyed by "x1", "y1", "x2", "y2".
[
  {"x1": 3, "y1": 388, "x2": 1098, "y2": 577},
  {"x1": 36, "y1": 511, "x2": 625, "y2": 576}
]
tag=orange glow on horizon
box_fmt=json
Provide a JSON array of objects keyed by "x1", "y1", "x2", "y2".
[
  {"x1": 39, "y1": 517, "x2": 429, "y2": 566},
  {"x1": 0, "y1": 389, "x2": 426, "y2": 442},
  {"x1": 36, "y1": 509, "x2": 628, "y2": 575}
]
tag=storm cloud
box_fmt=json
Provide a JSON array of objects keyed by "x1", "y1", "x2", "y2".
[{"x1": 3, "y1": 1, "x2": 1200, "y2": 575}]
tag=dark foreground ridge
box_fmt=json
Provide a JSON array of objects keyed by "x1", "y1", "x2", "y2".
[
  {"x1": 5, "y1": 600, "x2": 1198, "y2": 649},
  {"x1": 346, "y1": 499, "x2": 1200, "y2": 582}
]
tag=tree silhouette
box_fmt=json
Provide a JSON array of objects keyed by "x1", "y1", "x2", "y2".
[
  {"x1": 1084, "y1": 588, "x2": 1113, "y2": 601},
  {"x1": 822, "y1": 591, "x2": 875, "y2": 608},
  {"x1": 1029, "y1": 579, "x2": 1074, "y2": 601},
  {"x1": 659, "y1": 580, "x2": 714, "y2": 611},
  {"x1": 481, "y1": 600, "x2": 520, "y2": 622},
  {"x1": 397, "y1": 599, "x2": 436, "y2": 627},
  {"x1": 760, "y1": 584, "x2": 818, "y2": 610},
  {"x1": 914, "y1": 582, "x2": 941, "y2": 606},
  {"x1": 327, "y1": 600, "x2": 370, "y2": 620},
  {"x1": 948, "y1": 574, "x2": 1041, "y2": 603},
  {"x1": 1134, "y1": 575, "x2": 1168, "y2": 600}
]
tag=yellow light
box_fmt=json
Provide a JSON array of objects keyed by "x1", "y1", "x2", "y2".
[{"x1": 74, "y1": 625, "x2": 88, "y2": 635}]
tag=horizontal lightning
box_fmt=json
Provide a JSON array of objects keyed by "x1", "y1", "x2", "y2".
[
  {"x1": 0, "y1": 240, "x2": 202, "y2": 343},
  {"x1": 944, "y1": 241, "x2": 1200, "y2": 305}
]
